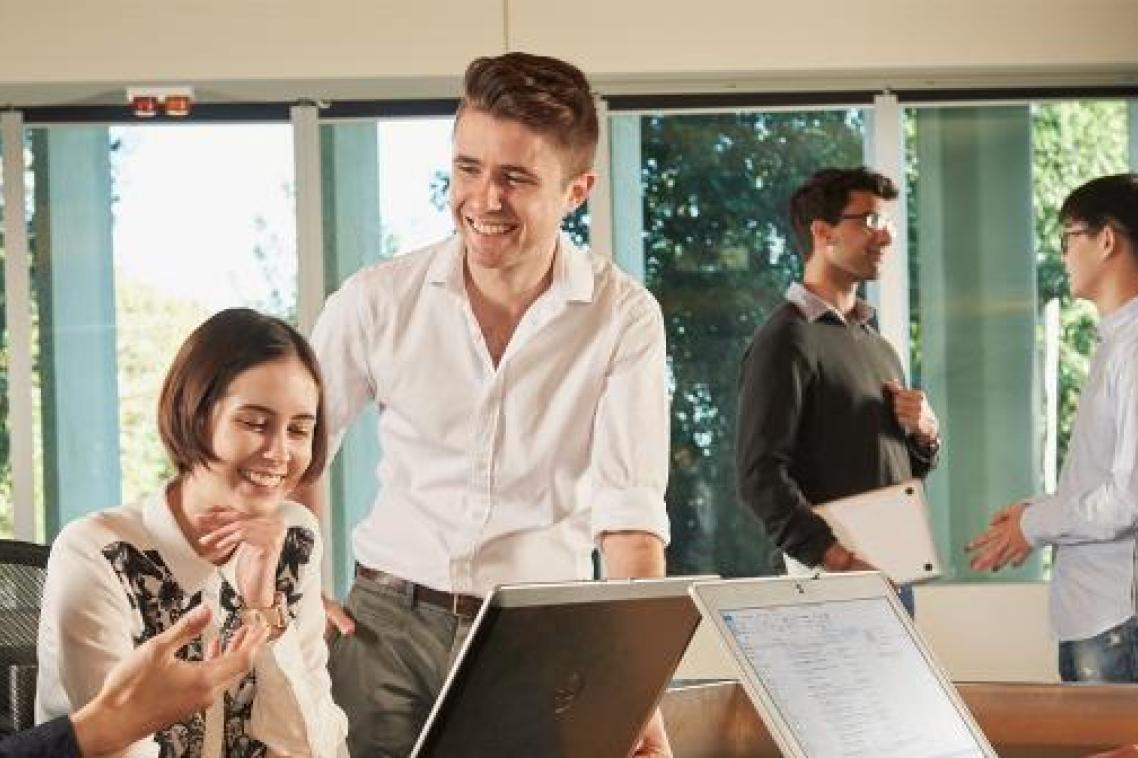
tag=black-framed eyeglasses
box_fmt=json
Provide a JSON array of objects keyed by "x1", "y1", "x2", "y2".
[
  {"x1": 1059, "y1": 227, "x2": 1092, "y2": 254},
  {"x1": 838, "y1": 211, "x2": 895, "y2": 234}
]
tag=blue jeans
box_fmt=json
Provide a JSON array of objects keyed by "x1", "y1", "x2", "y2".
[{"x1": 1058, "y1": 616, "x2": 1138, "y2": 683}]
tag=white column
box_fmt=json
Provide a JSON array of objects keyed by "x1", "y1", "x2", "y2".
[
  {"x1": 2, "y1": 112, "x2": 35, "y2": 540},
  {"x1": 1043, "y1": 298, "x2": 1060, "y2": 493},
  {"x1": 292, "y1": 104, "x2": 325, "y2": 335},
  {"x1": 1130, "y1": 100, "x2": 1138, "y2": 171},
  {"x1": 866, "y1": 92, "x2": 911, "y2": 379},
  {"x1": 590, "y1": 96, "x2": 613, "y2": 257},
  {"x1": 290, "y1": 103, "x2": 333, "y2": 588}
]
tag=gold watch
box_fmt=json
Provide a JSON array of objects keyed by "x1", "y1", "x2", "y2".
[{"x1": 240, "y1": 592, "x2": 288, "y2": 634}]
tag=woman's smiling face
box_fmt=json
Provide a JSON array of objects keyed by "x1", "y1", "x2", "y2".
[{"x1": 194, "y1": 355, "x2": 320, "y2": 515}]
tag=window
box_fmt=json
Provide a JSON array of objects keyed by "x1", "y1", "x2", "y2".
[
  {"x1": 27, "y1": 123, "x2": 295, "y2": 529},
  {"x1": 2, "y1": 92, "x2": 1132, "y2": 589},
  {"x1": 906, "y1": 99, "x2": 1133, "y2": 579},
  {"x1": 319, "y1": 116, "x2": 454, "y2": 594},
  {"x1": 611, "y1": 108, "x2": 867, "y2": 577}
]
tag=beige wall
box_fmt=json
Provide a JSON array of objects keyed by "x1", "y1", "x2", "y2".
[
  {"x1": 515, "y1": 0, "x2": 1138, "y2": 86},
  {"x1": 0, "y1": 0, "x2": 503, "y2": 81},
  {"x1": 1, "y1": 0, "x2": 1136, "y2": 104},
  {"x1": 675, "y1": 582, "x2": 1058, "y2": 683}
]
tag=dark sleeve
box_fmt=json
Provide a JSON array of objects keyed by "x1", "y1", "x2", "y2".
[
  {"x1": 735, "y1": 323, "x2": 835, "y2": 567},
  {"x1": 906, "y1": 434, "x2": 940, "y2": 478},
  {"x1": 0, "y1": 717, "x2": 81, "y2": 758}
]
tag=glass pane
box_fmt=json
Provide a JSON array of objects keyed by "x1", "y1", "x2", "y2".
[
  {"x1": 28, "y1": 123, "x2": 296, "y2": 528},
  {"x1": 906, "y1": 100, "x2": 1132, "y2": 580},
  {"x1": 320, "y1": 117, "x2": 450, "y2": 595},
  {"x1": 627, "y1": 110, "x2": 867, "y2": 577},
  {"x1": 0, "y1": 131, "x2": 8, "y2": 535},
  {"x1": 112, "y1": 124, "x2": 296, "y2": 506},
  {"x1": 1031, "y1": 101, "x2": 1131, "y2": 475},
  {"x1": 379, "y1": 117, "x2": 455, "y2": 254},
  {"x1": 372, "y1": 116, "x2": 589, "y2": 254}
]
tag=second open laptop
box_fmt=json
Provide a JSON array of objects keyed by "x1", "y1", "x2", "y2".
[
  {"x1": 410, "y1": 576, "x2": 708, "y2": 758},
  {"x1": 690, "y1": 573, "x2": 996, "y2": 758}
]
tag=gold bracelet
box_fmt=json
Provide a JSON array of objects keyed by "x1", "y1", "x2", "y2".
[{"x1": 239, "y1": 592, "x2": 288, "y2": 637}]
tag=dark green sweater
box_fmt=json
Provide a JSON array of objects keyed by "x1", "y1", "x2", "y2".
[{"x1": 736, "y1": 301, "x2": 936, "y2": 567}]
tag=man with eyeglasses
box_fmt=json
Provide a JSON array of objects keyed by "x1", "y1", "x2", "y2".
[
  {"x1": 736, "y1": 167, "x2": 941, "y2": 613},
  {"x1": 968, "y1": 173, "x2": 1138, "y2": 683}
]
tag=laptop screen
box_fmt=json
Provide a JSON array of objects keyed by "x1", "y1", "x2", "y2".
[{"x1": 721, "y1": 596, "x2": 986, "y2": 758}]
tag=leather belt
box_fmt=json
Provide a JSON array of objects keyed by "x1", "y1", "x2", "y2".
[{"x1": 355, "y1": 565, "x2": 482, "y2": 619}]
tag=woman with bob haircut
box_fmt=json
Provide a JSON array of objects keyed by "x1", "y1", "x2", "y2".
[{"x1": 36, "y1": 308, "x2": 348, "y2": 757}]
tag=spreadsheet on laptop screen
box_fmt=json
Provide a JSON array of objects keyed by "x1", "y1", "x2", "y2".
[{"x1": 722, "y1": 597, "x2": 986, "y2": 758}]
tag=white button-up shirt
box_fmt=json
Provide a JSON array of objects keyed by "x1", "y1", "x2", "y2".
[
  {"x1": 37, "y1": 490, "x2": 348, "y2": 757},
  {"x1": 1022, "y1": 294, "x2": 1138, "y2": 641},
  {"x1": 311, "y1": 234, "x2": 670, "y2": 597}
]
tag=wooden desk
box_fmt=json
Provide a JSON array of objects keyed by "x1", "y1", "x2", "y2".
[
  {"x1": 661, "y1": 680, "x2": 1138, "y2": 757},
  {"x1": 958, "y1": 682, "x2": 1138, "y2": 757}
]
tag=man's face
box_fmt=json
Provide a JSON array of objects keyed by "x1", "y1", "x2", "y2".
[
  {"x1": 450, "y1": 108, "x2": 593, "y2": 273},
  {"x1": 814, "y1": 190, "x2": 894, "y2": 283},
  {"x1": 1061, "y1": 218, "x2": 1103, "y2": 301}
]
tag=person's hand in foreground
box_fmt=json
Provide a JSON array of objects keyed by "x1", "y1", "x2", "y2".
[
  {"x1": 70, "y1": 604, "x2": 268, "y2": 756},
  {"x1": 629, "y1": 707, "x2": 671, "y2": 757}
]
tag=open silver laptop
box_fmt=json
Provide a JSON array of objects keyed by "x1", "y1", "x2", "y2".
[
  {"x1": 690, "y1": 573, "x2": 995, "y2": 758},
  {"x1": 411, "y1": 576, "x2": 707, "y2": 758}
]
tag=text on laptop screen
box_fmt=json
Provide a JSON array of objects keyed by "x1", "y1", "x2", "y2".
[{"x1": 722, "y1": 597, "x2": 985, "y2": 758}]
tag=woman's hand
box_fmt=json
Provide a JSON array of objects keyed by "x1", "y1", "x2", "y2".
[{"x1": 197, "y1": 507, "x2": 287, "y2": 609}]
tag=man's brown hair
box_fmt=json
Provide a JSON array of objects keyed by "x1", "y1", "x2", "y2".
[
  {"x1": 788, "y1": 167, "x2": 898, "y2": 260},
  {"x1": 157, "y1": 308, "x2": 328, "y2": 484},
  {"x1": 458, "y1": 52, "x2": 599, "y2": 177}
]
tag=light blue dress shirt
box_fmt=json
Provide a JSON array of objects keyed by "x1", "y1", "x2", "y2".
[{"x1": 1022, "y1": 294, "x2": 1138, "y2": 641}]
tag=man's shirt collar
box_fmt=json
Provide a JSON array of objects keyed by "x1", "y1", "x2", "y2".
[
  {"x1": 426, "y1": 233, "x2": 594, "y2": 304},
  {"x1": 785, "y1": 281, "x2": 875, "y2": 326},
  {"x1": 1097, "y1": 293, "x2": 1138, "y2": 343}
]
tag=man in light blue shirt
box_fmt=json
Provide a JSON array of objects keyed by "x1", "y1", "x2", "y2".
[{"x1": 967, "y1": 173, "x2": 1138, "y2": 682}]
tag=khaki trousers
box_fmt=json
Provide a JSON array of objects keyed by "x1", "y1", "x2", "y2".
[{"x1": 328, "y1": 574, "x2": 473, "y2": 757}]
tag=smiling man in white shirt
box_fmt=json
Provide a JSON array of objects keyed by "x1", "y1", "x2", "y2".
[
  {"x1": 296, "y1": 52, "x2": 671, "y2": 756},
  {"x1": 968, "y1": 173, "x2": 1138, "y2": 682}
]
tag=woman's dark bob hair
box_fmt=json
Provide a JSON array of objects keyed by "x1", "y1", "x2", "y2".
[{"x1": 157, "y1": 307, "x2": 327, "y2": 484}]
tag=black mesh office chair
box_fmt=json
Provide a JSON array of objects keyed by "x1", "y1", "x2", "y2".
[{"x1": 0, "y1": 539, "x2": 50, "y2": 736}]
